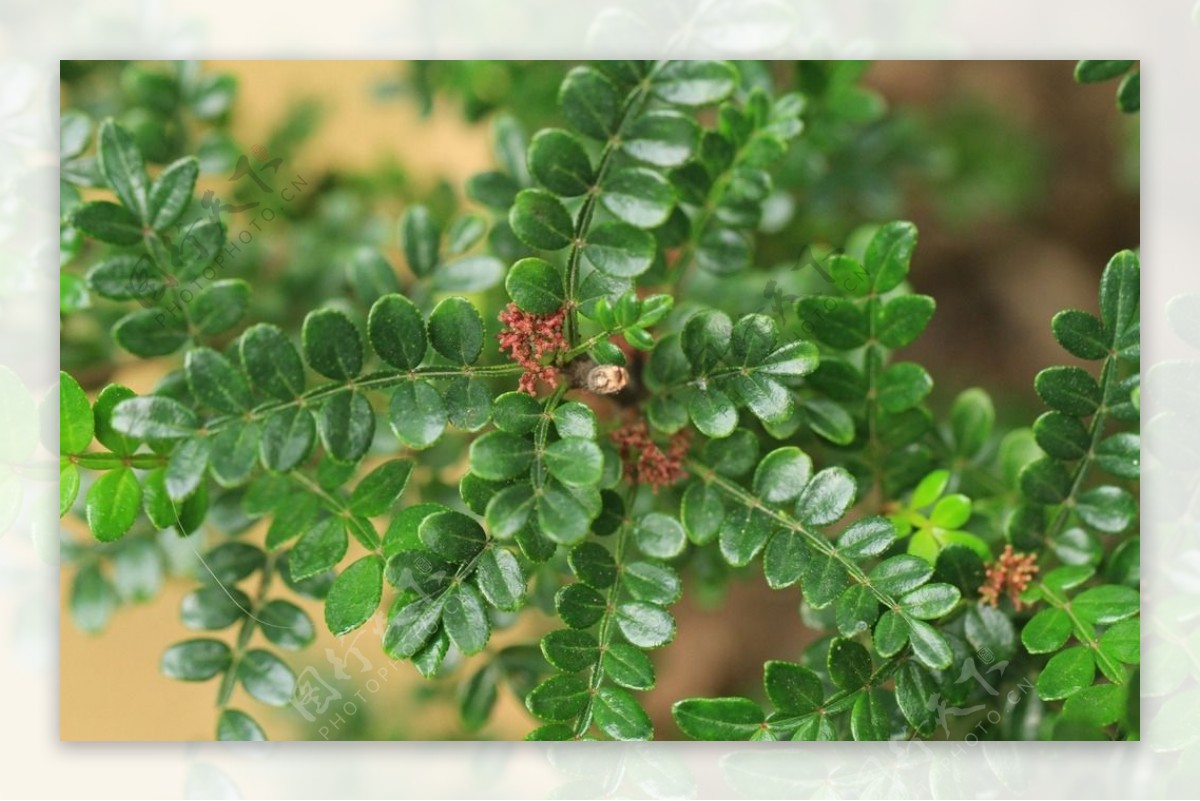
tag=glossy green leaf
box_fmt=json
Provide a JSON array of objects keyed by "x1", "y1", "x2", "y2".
[
  {"x1": 950, "y1": 387, "x2": 994, "y2": 458},
  {"x1": 623, "y1": 110, "x2": 699, "y2": 167},
  {"x1": 427, "y1": 296, "x2": 484, "y2": 364},
  {"x1": 509, "y1": 189, "x2": 574, "y2": 251},
  {"x1": 878, "y1": 362, "x2": 933, "y2": 413},
  {"x1": 528, "y1": 128, "x2": 593, "y2": 196},
  {"x1": 1035, "y1": 366, "x2": 1101, "y2": 417},
  {"x1": 835, "y1": 584, "x2": 880, "y2": 636},
  {"x1": 60, "y1": 372, "x2": 93, "y2": 454},
  {"x1": 877, "y1": 294, "x2": 935, "y2": 348},
  {"x1": 217, "y1": 709, "x2": 266, "y2": 741},
  {"x1": 161, "y1": 638, "x2": 231, "y2": 681},
  {"x1": 475, "y1": 547, "x2": 525, "y2": 611},
  {"x1": 543, "y1": 437, "x2": 604, "y2": 487},
  {"x1": 683, "y1": 309, "x2": 732, "y2": 374},
  {"x1": 1075, "y1": 485, "x2": 1136, "y2": 533},
  {"x1": 1052, "y1": 309, "x2": 1109, "y2": 360},
  {"x1": 764, "y1": 660, "x2": 823, "y2": 715},
  {"x1": 240, "y1": 324, "x2": 306, "y2": 401},
  {"x1": 604, "y1": 644, "x2": 656, "y2": 691},
  {"x1": 672, "y1": 697, "x2": 763, "y2": 740},
  {"x1": 869, "y1": 555, "x2": 933, "y2": 597},
  {"x1": 863, "y1": 220, "x2": 917, "y2": 293},
  {"x1": 633, "y1": 512, "x2": 687, "y2": 559},
  {"x1": 907, "y1": 618, "x2": 953, "y2": 670},
  {"x1": 290, "y1": 518, "x2": 348, "y2": 581},
  {"x1": 317, "y1": 391, "x2": 374, "y2": 463},
  {"x1": 258, "y1": 599, "x2": 316, "y2": 650},
  {"x1": 442, "y1": 583, "x2": 490, "y2": 655},
  {"x1": 795, "y1": 467, "x2": 856, "y2": 526},
  {"x1": 898, "y1": 582, "x2": 960, "y2": 619},
  {"x1": 828, "y1": 637, "x2": 873, "y2": 691},
  {"x1": 541, "y1": 629, "x2": 598, "y2": 673},
  {"x1": 85, "y1": 467, "x2": 141, "y2": 542},
  {"x1": 1020, "y1": 457, "x2": 1072, "y2": 505},
  {"x1": 559, "y1": 66, "x2": 619, "y2": 140},
  {"x1": 303, "y1": 308, "x2": 363, "y2": 380},
  {"x1": 1072, "y1": 584, "x2": 1139, "y2": 624},
  {"x1": 368, "y1": 294, "x2": 427, "y2": 370},
  {"x1": 616, "y1": 601, "x2": 675, "y2": 648},
  {"x1": 1036, "y1": 646, "x2": 1095, "y2": 700},
  {"x1": 688, "y1": 388, "x2": 737, "y2": 438},
  {"x1": 402, "y1": 205, "x2": 440, "y2": 278},
  {"x1": 349, "y1": 460, "x2": 413, "y2": 517},
  {"x1": 583, "y1": 220, "x2": 655, "y2": 278},
  {"x1": 419, "y1": 510, "x2": 486, "y2": 562},
  {"x1": 600, "y1": 167, "x2": 675, "y2": 228},
  {"x1": 527, "y1": 674, "x2": 590, "y2": 722},
  {"x1": 1075, "y1": 60, "x2": 1135, "y2": 83},
  {"x1": 238, "y1": 649, "x2": 297, "y2": 706},
  {"x1": 837, "y1": 516, "x2": 896, "y2": 560},
  {"x1": 71, "y1": 201, "x2": 142, "y2": 245},
  {"x1": 470, "y1": 430, "x2": 534, "y2": 481},
  {"x1": 651, "y1": 60, "x2": 738, "y2": 106},
  {"x1": 752, "y1": 446, "x2": 812, "y2": 504},
  {"x1": 98, "y1": 119, "x2": 150, "y2": 222},
  {"x1": 388, "y1": 381, "x2": 446, "y2": 449},
  {"x1": 186, "y1": 347, "x2": 251, "y2": 414},
  {"x1": 594, "y1": 686, "x2": 653, "y2": 740},
  {"x1": 112, "y1": 309, "x2": 188, "y2": 356},
  {"x1": 506, "y1": 257, "x2": 564, "y2": 314},
  {"x1": 324, "y1": 555, "x2": 384, "y2": 636}
]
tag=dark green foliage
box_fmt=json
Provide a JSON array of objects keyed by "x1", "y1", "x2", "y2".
[{"x1": 60, "y1": 59, "x2": 1139, "y2": 743}]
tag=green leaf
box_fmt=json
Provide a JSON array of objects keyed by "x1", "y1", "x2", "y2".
[
  {"x1": 71, "y1": 201, "x2": 143, "y2": 245},
  {"x1": 688, "y1": 388, "x2": 738, "y2": 438},
  {"x1": 559, "y1": 66, "x2": 619, "y2": 140},
  {"x1": 543, "y1": 437, "x2": 604, "y2": 487},
  {"x1": 86, "y1": 467, "x2": 141, "y2": 542},
  {"x1": 795, "y1": 467, "x2": 856, "y2": 526},
  {"x1": 181, "y1": 586, "x2": 248, "y2": 630},
  {"x1": 541, "y1": 629, "x2": 598, "y2": 673},
  {"x1": 1022, "y1": 607, "x2": 1073, "y2": 654},
  {"x1": 1075, "y1": 485, "x2": 1136, "y2": 533},
  {"x1": 828, "y1": 637, "x2": 873, "y2": 690},
  {"x1": 877, "y1": 294, "x2": 935, "y2": 348},
  {"x1": 402, "y1": 205, "x2": 440, "y2": 278},
  {"x1": 851, "y1": 690, "x2": 890, "y2": 740},
  {"x1": 427, "y1": 296, "x2": 484, "y2": 364},
  {"x1": 349, "y1": 460, "x2": 413, "y2": 517},
  {"x1": 1095, "y1": 432, "x2": 1140, "y2": 480},
  {"x1": 696, "y1": 226, "x2": 750, "y2": 274},
  {"x1": 303, "y1": 308, "x2": 363, "y2": 380},
  {"x1": 259, "y1": 407, "x2": 315, "y2": 472},
  {"x1": 258, "y1": 599, "x2": 315, "y2": 650},
  {"x1": 869, "y1": 555, "x2": 933, "y2": 597},
  {"x1": 1052, "y1": 309, "x2": 1109, "y2": 360},
  {"x1": 459, "y1": 663, "x2": 499, "y2": 731},
  {"x1": 1075, "y1": 60, "x2": 1134, "y2": 83},
  {"x1": 161, "y1": 638, "x2": 231, "y2": 681},
  {"x1": 217, "y1": 709, "x2": 266, "y2": 741},
  {"x1": 878, "y1": 362, "x2": 933, "y2": 413},
  {"x1": 446, "y1": 213, "x2": 487, "y2": 256},
  {"x1": 681, "y1": 482, "x2": 725, "y2": 545},
  {"x1": 240, "y1": 324, "x2": 305, "y2": 401},
  {"x1": 1034, "y1": 411, "x2": 1090, "y2": 461},
  {"x1": 1116, "y1": 71, "x2": 1139, "y2": 113},
  {"x1": 1099, "y1": 618, "x2": 1140, "y2": 664},
  {"x1": 324, "y1": 555, "x2": 384, "y2": 636},
  {"x1": 506, "y1": 257, "x2": 565, "y2": 314},
  {"x1": 800, "y1": 548, "x2": 848, "y2": 608},
  {"x1": 764, "y1": 660, "x2": 823, "y2": 715},
  {"x1": 368, "y1": 294, "x2": 427, "y2": 370},
  {"x1": 673, "y1": 697, "x2": 763, "y2": 740},
  {"x1": 616, "y1": 601, "x2": 675, "y2": 648},
  {"x1": 757, "y1": 340, "x2": 819, "y2": 378},
  {"x1": 467, "y1": 171, "x2": 519, "y2": 210},
  {"x1": 98, "y1": 119, "x2": 150, "y2": 223},
  {"x1": 683, "y1": 309, "x2": 732, "y2": 374},
  {"x1": 528, "y1": 128, "x2": 593, "y2": 196},
  {"x1": 191, "y1": 279, "x2": 250, "y2": 336},
  {"x1": 583, "y1": 220, "x2": 655, "y2": 277},
  {"x1": 873, "y1": 610, "x2": 909, "y2": 656},
  {"x1": 553, "y1": 402, "x2": 598, "y2": 439},
  {"x1": 837, "y1": 516, "x2": 896, "y2": 560},
  {"x1": 600, "y1": 167, "x2": 675, "y2": 228},
  {"x1": 317, "y1": 391, "x2": 374, "y2": 463},
  {"x1": 752, "y1": 447, "x2": 812, "y2": 504},
  {"x1": 863, "y1": 220, "x2": 917, "y2": 293},
  {"x1": 70, "y1": 564, "x2": 116, "y2": 633},
  {"x1": 1099, "y1": 250, "x2": 1139, "y2": 337},
  {"x1": 509, "y1": 188, "x2": 574, "y2": 251},
  {"x1": 633, "y1": 512, "x2": 687, "y2": 559},
  {"x1": 1072, "y1": 584, "x2": 1139, "y2": 624},
  {"x1": 1035, "y1": 366, "x2": 1101, "y2": 417},
  {"x1": 186, "y1": 347, "x2": 251, "y2": 414},
  {"x1": 475, "y1": 547, "x2": 525, "y2": 611},
  {"x1": 797, "y1": 296, "x2": 868, "y2": 349},
  {"x1": 898, "y1": 583, "x2": 960, "y2": 619},
  {"x1": 894, "y1": 662, "x2": 938, "y2": 736},
  {"x1": 1020, "y1": 457, "x2": 1073, "y2": 505},
  {"x1": 1036, "y1": 646, "x2": 1095, "y2": 700},
  {"x1": 930, "y1": 494, "x2": 971, "y2": 528},
  {"x1": 442, "y1": 583, "x2": 490, "y2": 655},
  {"x1": 569, "y1": 542, "x2": 617, "y2": 589},
  {"x1": 527, "y1": 674, "x2": 589, "y2": 722},
  {"x1": 604, "y1": 644, "x2": 655, "y2": 691},
  {"x1": 594, "y1": 686, "x2": 653, "y2": 740},
  {"x1": 148, "y1": 156, "x2": 198, "y2": 230},
  {"x1": 61, "y1": 462, "x2": 80, "y2": 515},
  {"x1": 419, "y1": 510, "x2": 486, "y2": 562},
  {"x1": 950, "y1": 388, "x2": 994, "y2": 458},
  {"x1": 622, "y1": 110, "x2": 699, "y2": 167},
  {"x1": 484, "y1": 483, "x2": 535, "y2": 540},
  {"x1": 623, "y1": 561, "x2": 682, "y2": 605},
  {"x1": 59, "y1": 372, "x2": 93, "y2": 454},
  {"x1": 383, "y1": 595, "x2": 444, "y2": 659},
  {"x1": 470, "y1": 430, "x2": 534, "y2": 481},
  {"x1": 835, "y1": 584, "x2": 880, "y2": 636},
  {"x1": 431, "y1": 255, "x2": 503, "y2": 293},
  {"x1": 537, "y1": 481, "x2": 592, "y2": 545},
  {"x1": 60, "y1": 110, "x2": 93, "y2": 159},
  {"x1": 238, "y1": 649, "x2": 297, "y2": 706},
  {"x1": 1063, "y1": 683, "x2": 1125, "y2": 727},
  {"x1": 388, "y1": 381, "x2": 446, "y2": 449},
  {"x1": 964, "y1": 604, "x2": 1017, "y2": 662},
  {"x1": 112, "y1": 309, "x2": 189, "y2": 357},
  {"x1": 907, "y1": 618, "x2": 953, "y2": 670},
  {"x1": 85, "y1": 254, "x2": 163, "y2": 301},
  {"x1": 290, "y1": 518, "x2": 348, "y2": 581},
  {"x1": 556, "y1": 582, "x2": 607, "y2": 629},
  {"x1": 651, "y1": 60, "x2": 738, "y2": 106}
]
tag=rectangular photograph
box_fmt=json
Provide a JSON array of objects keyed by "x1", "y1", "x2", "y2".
[{"x1": 58, "y1": 59, "x2": 1140, "y2": 741}]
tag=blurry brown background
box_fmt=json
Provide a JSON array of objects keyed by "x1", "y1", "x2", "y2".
[{"x1": 60, "y1": 60, "x2": 1138, "y2": 740}]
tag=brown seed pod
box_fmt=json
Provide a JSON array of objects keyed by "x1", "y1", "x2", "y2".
[{"x1": 566, "y1": 356, "x2": 629, "y2": 395}]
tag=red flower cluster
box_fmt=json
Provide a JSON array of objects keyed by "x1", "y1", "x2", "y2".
[
  {"x1": 497, "y1": 303, "x2": 568, "y2": 395},
  {"x1": 979, "y1": 544, "x2": 1039, "y2": 610},
  {"x1": 611, "y1": 419, "x2": 690, "y2": 492}
]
